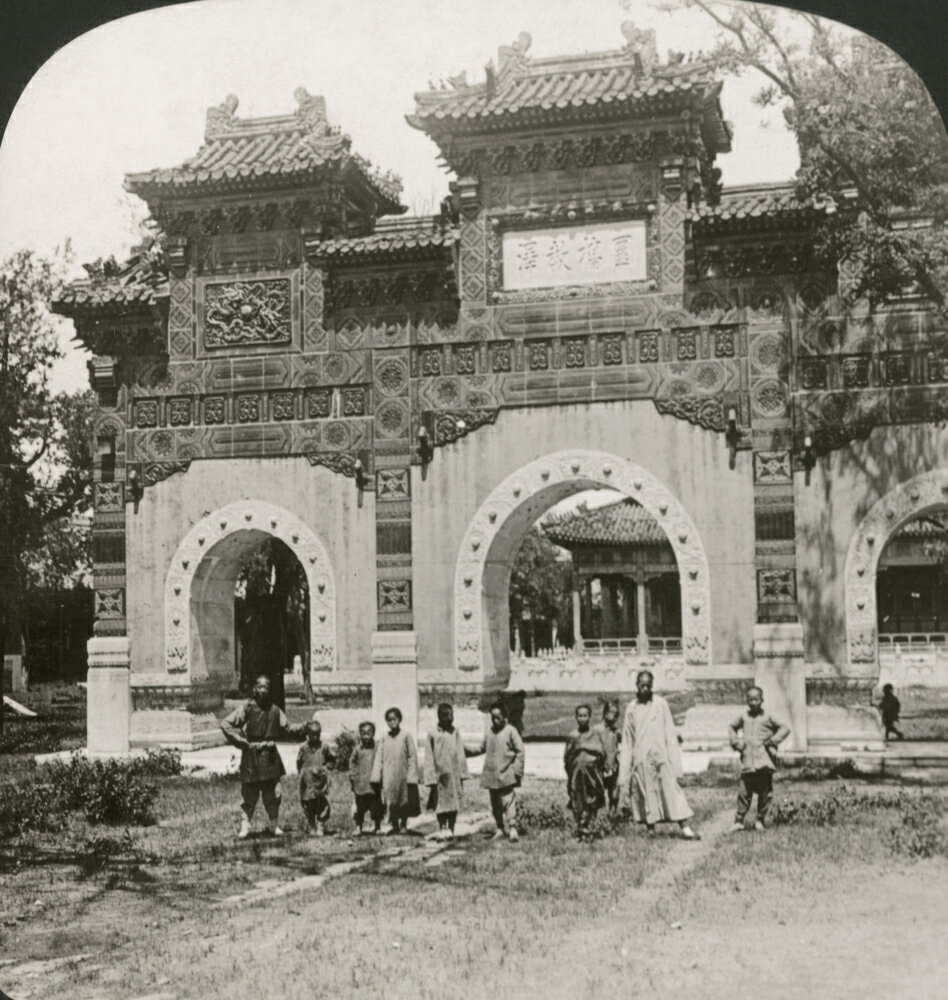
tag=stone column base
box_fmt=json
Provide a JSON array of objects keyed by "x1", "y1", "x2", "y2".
[
  {"x1": 754, "y1": 623, "x2": 808, "y2": 751},
  {"x1": 86, "y1": 637, "x2": 131, "y2": 754},
  {"x1": 130, "y1": 679, "x2": 226, "y2": 750},
  {"x1": 372, "y1": 631, "x2": 419, "y2": 737},
  {"x1": 4, "y1": 653, "x2": 25, "y2": 694}
]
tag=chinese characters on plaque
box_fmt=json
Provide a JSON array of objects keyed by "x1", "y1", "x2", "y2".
[{"x1": 501, "y1": 220, "x2": 647, "y2": 290}]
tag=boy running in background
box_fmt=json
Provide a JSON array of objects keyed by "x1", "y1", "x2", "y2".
[
  {"x1": 878, "y1": 684, "x2": 905, "y2": 741},
  {"x1": 728, "y1": 686, "x2": 790, "y2": 832}
]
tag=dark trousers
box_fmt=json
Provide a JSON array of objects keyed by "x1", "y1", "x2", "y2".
[
  {"x1": 353, "y1": 792, "x2": 383, "y2": 830},
  {"x1": 302, "y1": 795, "x2": 330, "y2": 828},
  {"x1": 736, "y1": 768, "x2": 774, "y2": 825},
  {"x1": 603, "y1": 771, "x2": 618, "y2": 813}
]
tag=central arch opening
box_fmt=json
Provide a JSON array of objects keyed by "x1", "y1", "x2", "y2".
[
  {"x1": 486, "y1": 483, "x2": 684, "y2": 687},
  {"x1": 190, "y1": 530, "x2": 310, "y2": 708}
]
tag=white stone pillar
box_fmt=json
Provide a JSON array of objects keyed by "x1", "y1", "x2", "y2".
[
  {"x1": 372, "y1": 630, "x2": 419, "y2": 740},
  {"x1": 636, "y1": 577, "x2": 648, "y2": 654},
  {"x1": 753, "y1": 623, "x2": 807, "y2": 752},
  {"x1": 86, "y1": 636, "x2": 131, "y2": 754},
  {"x1": 571, "y1": 577, "x2": 583, "y2": 646}
]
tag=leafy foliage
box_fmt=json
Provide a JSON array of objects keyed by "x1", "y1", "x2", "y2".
[
  {"x1": 509, "y1": 527, "x2": 572, "y2": 650},
  {"x1": 331, "y1": 727, "x2": 359, "y2": 772},
  {"x1": 660, "y1": 1, "x2": 948, "y2": 309},
  {"x1": 0, "y1": 247, "x2": 95, "y2": 702}
]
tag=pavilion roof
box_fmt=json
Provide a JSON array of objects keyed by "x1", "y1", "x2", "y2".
[
  {"x1": 125, "y1": 89, "x2": 404, "y2": 213},
  {"x1": 689, "y1": 183, "x2": 838, "y2": 230},
  {"x1": 307, "y1": 214, "x2": 459, "y2": 262},
  {"x1": 408, "y1": 24, "x2": 731, "y2": 153},
  {"x1": 543, "y1": 498, "x2": 671, "y2": 549},
  {"x1": 54, "y1": 251, "x2": 167, "y2": 317}
]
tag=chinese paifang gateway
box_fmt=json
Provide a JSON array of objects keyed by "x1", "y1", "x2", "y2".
[{"x1": 55, "y1": 24, "x2": 948, "y2": 753}]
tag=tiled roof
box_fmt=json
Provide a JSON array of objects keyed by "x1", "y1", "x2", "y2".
[
  {"x1": 543, "y1": 498, "x2": 671, "y2": 548},
  {"x1": 689, "y1": 184, "x2": 832, "y2": 225},
  {"x1": 309, "y1": 215, "x2": 459, "y2": 259},
  {"x1": 55, "y1": 253, "x2": 167, "y2": 315},
  {"x1": 893, "y1": 515, "x2": 948, "y2": 539},
  {"x1": 125, "y1": 89, "x2": 403, "y2": 211},
  {"x1": 409, "y1": 25, "x2": 731, "y2": 152}
]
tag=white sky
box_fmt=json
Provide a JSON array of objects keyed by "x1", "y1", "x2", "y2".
[{"x1": 0, "y1": 0, "x2": 817, "y2": 392}]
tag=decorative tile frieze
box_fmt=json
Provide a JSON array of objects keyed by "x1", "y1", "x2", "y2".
[
  {"x1": 378, "y1": 579, "x2": 412, "y2": 612},
  {"x1": 94, "y1": 482, "x2": 124, "y2": 512},
  {"x1": 305, "y1": 388, "x2": 332, "y2": 418},
  {"x1": 341, "y1": 388, "x2": 366, "y2": 416},
  {"x1": 134, "y1": 400, "x2": 159, "y2": 428},
  {"x1": 757, "y1": 568, "x2": 797, "y2": 603},
  {"x1": 753, "y1": 450, "x2": 793, "y2": 485},
  {"x1": 168, "y1": 397, "x2": 192, "y2": 426},
  {"x1": 204, "y1": 396, "x2": 226, "y2": 424},
  {"x1": 272, "y1": 392, "x2": 295, "y2": 421},
  {"x1": 376, "y1": 468, "x2": 410, "y2": 501},
  {"x1": 203, "y1": 278, "x2": 292, "y2": 348},
  {"x1": 236, "y1": 394, "x2": 260, "y2": 423}
]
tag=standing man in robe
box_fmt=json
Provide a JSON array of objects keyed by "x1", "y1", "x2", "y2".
[
  {"x1": 221, "y1": 675, "x2": 305, "y2": 839},
  {"x1": 617, "y1": 670, "x2": 699, "y2": 840},
  {"x1": 423, "y1": 702, "x2": 469, "y2": 839}
]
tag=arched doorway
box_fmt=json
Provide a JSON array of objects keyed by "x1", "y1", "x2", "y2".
[
  {"x1": 845, "y1": 468, "x2": 948, "y2": 668},
  {"x1": 453, "y1": 450, "x2": 711, "y2": 682},
  {"x1": 163, "y1": 500, "x2": 336, "y2": 685}
]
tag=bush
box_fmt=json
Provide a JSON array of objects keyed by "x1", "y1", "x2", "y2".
[
  {"x1": 519, "y1": 802, "x2": 569, "y2": 831},
  {"x1": 132, "y1": 748, "x2": 183, "y2": 777},
  {"x1": 332, "y1": 728, "x2": 358, "y2": 772},
  {"x1": 0, "y1": 717, "x2": 85, "y2": 755},
  {"x1": 0, "y1": 781, "x2": 66, "y2": 838},
  {"x1": 888, "y1": 791, "x2": 946, "y2": 860},
  {"x1": 41, "y1": 755, "x2": 160, "y2": 826}
]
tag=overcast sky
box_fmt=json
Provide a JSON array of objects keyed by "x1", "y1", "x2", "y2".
[{"x1": 0, "y1": 0, "x2": 823, "y2": 391}]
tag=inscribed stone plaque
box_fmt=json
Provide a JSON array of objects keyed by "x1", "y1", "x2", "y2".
[
  {"x1": 502, "y1": 220, "x2": 647, "y2": 290},
  {"x1": 204, "y1": 278, "x2": 291, "y2": 348}
]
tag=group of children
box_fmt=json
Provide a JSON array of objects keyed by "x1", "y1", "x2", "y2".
[
  {"x1": 231, "y1": 672, "x2": 917, "y2": 841},
  {"x1": 223, "y1": 679, "x2": 526, "y2": 841}
]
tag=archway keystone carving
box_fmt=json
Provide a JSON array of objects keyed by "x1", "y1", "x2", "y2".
[
  {"x1": 454, "y1": 450, "x2": 712, "y2": 674},
  {"x1": 845, "y1": 468, "x2": 948, "y2": 668},
  {"x1": 164, "y1": 500, "x2": 336, "y2": 678}
]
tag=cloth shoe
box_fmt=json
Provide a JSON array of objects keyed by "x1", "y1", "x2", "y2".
[
  {"x1": 238, "y1": 818, "x2": 251, "y2": 840},
  {"x1": 508, "y1": 828, "x2": 520, "y2": 843},
  {"x1": 271, "y1": 826, "x2": 285, "y2": 837},
  {"x1": 491, "y1": 828, "x2": 505, "y2": 840},
  {"x1": 754, "y1": 820, "x2": 765, "y2": 832},
  {"x1": 730, "y1": 822, "x2": 745, "y2": 833}
]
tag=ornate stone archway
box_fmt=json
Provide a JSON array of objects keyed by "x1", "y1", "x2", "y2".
[
  {"x1": 845, "y1": 468, "x2": 948, "y2": 668},
  {"x1": 454, "y1": 450, "x2": 712, "y2": 675},
  {"x1": 163, "y1": 500, "x2": 336, "y2": 679}
]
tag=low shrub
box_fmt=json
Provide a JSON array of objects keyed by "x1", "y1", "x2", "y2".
[
  {"x1": 888, "y1": 791, "x2": 946, "y2": 860},
  {"x1": 332, "y1": 728, "x2": 358, "y2": 772},
  {"x1": 132, "y1": 748, "x2": 183, "y2": 777},
  {"x1": 41, "y1": 755, "x2": 160, "y2": 826},
  {"x1": 0, "y1": 717, "x2": 85, "y2": 756},
  {"x1": 770, "y1": 784, "x2": 896, "y2": 826},
  {"x1": 0, "y1": 781, "x2": 66, "y2": 838}
]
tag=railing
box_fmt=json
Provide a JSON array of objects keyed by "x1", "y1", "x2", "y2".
[
  {"x1": 878, "y1": 632, "x2": 948, "y2": 650},
  {"x1": 579, "y1": 637, "x2": 683, "y2": 656}
]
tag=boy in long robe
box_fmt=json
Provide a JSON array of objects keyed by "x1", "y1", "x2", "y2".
[
  {"x1": 470, "y1": 702, "x2": 525, "y2": 843},
  {"x1": 593, "y1": 701, "x2": 621, "y2": 815},
  {"x1": 297, "y1": 720, "x2": 335, "y2": 836},
  {"x1": 617, "y1": 670, "x2": 699, "y2": 840},
  {"x1": 564, "y1": 704, "x2": 607, "y2": 833},
  {"x1": 728, "y1": 686, "x2": 790, "y2": 832},
  {"x1": 220, "y1": 675, "x2": 305, "y2": 839},
  {"x1": 349, "y1": 721, "x2": 383, "y2": 835},
  {"x1": 424, "y1": 702, "x2": 469, "y2": 839},
  {"x1": 371, "y1": 706, "x2": 419, "y2": 834}
]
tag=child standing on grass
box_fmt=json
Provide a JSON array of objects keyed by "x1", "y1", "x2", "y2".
[
  {"x1": 371, "y1": 707, "x2": 420, "y2": 835},
  {"x1": 423, "y1": 703, "x2": 469, "y2": 839},
  {"x1": 349, "y1": 721, "x2": 383, "y2": 835},
  {"x1": 878, "y1": 684, "x2": 905, "y2": 741},
  {"x1": 593, "y1": 701, "x2": 621, "y2": 815},
  {"x1": 728, "y1": 686, "x2": 790, "y2": 832},
  {"x1": 564, "y1": 704, "x2": 607, "y2": 834},
  {"x1": 296, "y1": 720, "x2": 335, "y2": 836},
  {"x1": 470, "y1": 702, "x2": 525, "y2": 843}
]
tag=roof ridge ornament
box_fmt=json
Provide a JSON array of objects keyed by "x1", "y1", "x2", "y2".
[
  {"x1": 620, "y1": 20, "x2": 657, "y2": 73},
  {"x1": 294, "y1": 87, "x2": 329, "y2": 132},
  {"x1": 497, "y1": 31, "x2": 532, "y2": 83},
  {"x1": 205, "y1": 93, "x2": 239, "y2": 141}
]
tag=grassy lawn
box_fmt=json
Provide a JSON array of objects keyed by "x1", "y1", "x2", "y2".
[{"x1": 1, "y1": 763, "x2": 946, "y2": 1000}]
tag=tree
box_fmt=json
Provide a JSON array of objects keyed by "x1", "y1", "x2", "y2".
[
  {"x1": 0, "y1": 248, "x2": 94, "y2": 728},
  {"x1": 656, "y1": 0, "x2": 948, "y2": 310},
  {"x1": 509, "y1": 527, "x2": 573, "y2": 654},
  {"x1": 235, "y1": 539, "x2": 310, "y2": 707}
]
